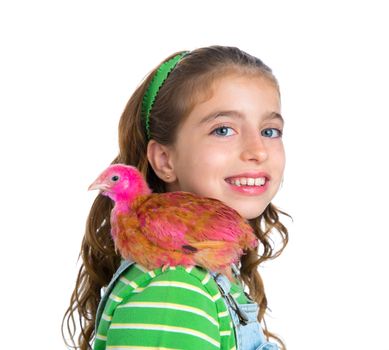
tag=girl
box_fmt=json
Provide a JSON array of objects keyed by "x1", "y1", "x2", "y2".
[{"x1": 63, "y1": 45, "x2": 290, "y2": 350}]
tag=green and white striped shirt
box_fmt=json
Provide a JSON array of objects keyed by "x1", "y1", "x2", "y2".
[{"x1": 94, "y1": 264, "x2": 248, "y2": 350}]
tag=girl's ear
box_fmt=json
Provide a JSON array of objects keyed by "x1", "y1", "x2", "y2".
[{"x1": 147, "y1": 140, "x2": 176, "y2": 183}]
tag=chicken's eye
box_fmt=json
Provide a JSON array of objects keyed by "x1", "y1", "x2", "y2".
[{"x1": 111, "y1": 175, "x2": 120, "y2": 182}]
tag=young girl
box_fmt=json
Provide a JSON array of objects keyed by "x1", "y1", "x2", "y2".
[{"x1": 63, "y1": 45, "x2": 290, "y2": 350}]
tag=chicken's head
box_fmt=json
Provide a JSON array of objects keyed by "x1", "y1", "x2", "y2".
[{"x1": 88, "y1": 164, "x2": 151, "y2": 203}]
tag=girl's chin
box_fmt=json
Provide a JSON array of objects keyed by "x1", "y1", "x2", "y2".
[{"x1": 227, "y1": 203, "x2": 268, "y2": 220}]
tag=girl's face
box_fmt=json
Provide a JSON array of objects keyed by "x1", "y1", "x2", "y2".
[{"x1": 167, "y1": 74, "x2": 285, "y2": 219}]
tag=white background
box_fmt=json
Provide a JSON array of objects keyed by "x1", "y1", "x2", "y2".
[{"x1": 1, "y1": 1, "x2": 388, "y2": 349}]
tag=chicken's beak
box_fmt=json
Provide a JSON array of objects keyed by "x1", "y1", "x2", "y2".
[{"x1": 88, "y1": 180, "x2": 109, "y2": 192}]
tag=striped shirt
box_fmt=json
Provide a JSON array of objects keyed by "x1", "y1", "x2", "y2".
[{"x1": 94, "y1": 264, "x2": 248, "y2": 350}]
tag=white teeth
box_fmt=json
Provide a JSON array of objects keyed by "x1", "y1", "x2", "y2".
[
  {"x1": 255, "y1": 178, "x2": 265, "y2": 186},
  {"x1": 228, "y1": 177, "x2": 266, "y2": 186},
  {"x1": 247, "y1": 178, "x2": 255, "y2": 186}
]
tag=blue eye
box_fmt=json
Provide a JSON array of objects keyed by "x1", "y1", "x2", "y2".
[
  {"x1": 262, "y1": 128, "x2": 283, "y2": 138},
  {"x1": 212, "y1": 126, "x2": 235, "y2": 137}
]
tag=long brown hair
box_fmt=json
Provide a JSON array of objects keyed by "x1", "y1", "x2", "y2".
[{"x1": 63, "y1": 45, "x2": 291, "y2": 349}]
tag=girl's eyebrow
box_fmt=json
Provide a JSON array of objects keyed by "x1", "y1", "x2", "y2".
[
  {"x1": 199, "y1": 110, "x2": 284, "y2": 125},
  {"x1": 265, "y1": 111, "x2": 284, "y2": 126}
]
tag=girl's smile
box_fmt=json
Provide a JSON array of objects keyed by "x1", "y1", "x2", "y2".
[
  {"x1": 225, "y1": 171, "x2": 270, "y2": 195},
  {"x1": 165, "y1": 73, "x2": 285, "y2": 219}
]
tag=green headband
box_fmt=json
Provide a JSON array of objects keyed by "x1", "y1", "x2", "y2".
[{"x1": 142, "y1": 52, "x2": 189, "y2": 140}]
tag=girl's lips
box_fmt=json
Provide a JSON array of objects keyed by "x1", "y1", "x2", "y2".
[{"x1": 224, "y1": 176, "x2": 270, "y2": 196}]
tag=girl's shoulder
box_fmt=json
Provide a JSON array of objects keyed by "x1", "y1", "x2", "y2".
[
  {"x1": 117, "y1": 263, "x2": 224, "y2": 303},
  {"x1": 118, "y1": 263, "x2": 248, "y2": 303}
]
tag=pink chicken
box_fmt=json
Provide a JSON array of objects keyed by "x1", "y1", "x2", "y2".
[{"x1": 88, "y1": 164, "x2": 258, "y2": 280}]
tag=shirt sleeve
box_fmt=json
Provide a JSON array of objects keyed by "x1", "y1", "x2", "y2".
[{"x1": 106, "y1": 267, "x2": 222, "y2": 349}]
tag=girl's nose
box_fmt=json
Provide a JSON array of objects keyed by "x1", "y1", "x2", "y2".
[{"x1": 240, "y1": 135, "x2": 268, "y2": 162}]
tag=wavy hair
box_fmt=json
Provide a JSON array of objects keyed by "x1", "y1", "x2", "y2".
[{"x1": 62, "y1": 45, "x2": 291, "y2": 349}]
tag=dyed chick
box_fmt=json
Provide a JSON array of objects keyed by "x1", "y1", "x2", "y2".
[{"x1": 88, "y1": 164, "x2": 258, "y2": 280}]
